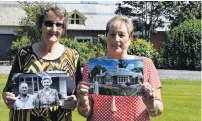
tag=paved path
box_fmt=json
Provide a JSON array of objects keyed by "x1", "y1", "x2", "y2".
[{"x1": 0, "y1": 66, "x2": 200, "y2": 81}]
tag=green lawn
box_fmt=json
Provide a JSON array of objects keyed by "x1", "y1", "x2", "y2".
[{"x1": 0, "y1": 74, "x2": 201, "y2": 121}]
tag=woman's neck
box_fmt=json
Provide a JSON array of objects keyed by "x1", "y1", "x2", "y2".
[
  {"x1": 40, "y1": 41, "x2": 59, "y2": 53},
  {"x1": 107, "y1": 53, "x2": 129, "y2": 59}
]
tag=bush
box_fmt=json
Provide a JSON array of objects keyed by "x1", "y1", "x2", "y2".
[
  {"x1": 161, "y1": 19, "x2": 201, "y2": 70},
  {"x1": 128, "y1": 38, "x2": 159, "y2": 62},
  {"x1": 6, "y1": 36, "x2": 32, "y2": 61},
  {"x1": 60, "y1": 38, "x2": 106, "y2": 66}
]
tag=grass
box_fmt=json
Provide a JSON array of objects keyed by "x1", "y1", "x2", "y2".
[{"x1": 0, "y1": 74, "x2": 201, "y2": 121}]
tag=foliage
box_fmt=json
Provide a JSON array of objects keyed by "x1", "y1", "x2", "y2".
[
  {"x1": 115, "y1": 1, "x2": 168, "y2": 40},
  {"x1": 90, "y1": 64, "x2": 107, "y2": 77},
  {"x1": 115, "y1": 1, "x2": 201, "y2": 39},
  {"x1": 15, "y1": 1, "x2": 41, "y2": 43},
  {"x1": 161, "y1": 19, "x2": 201, "y2": 70},
  {"x1": 118, "y1": 60, "x2": 128, "y2": 68},
  {"x1": 6, "y1": 36, "x2": 32, "y2": 61},
  {"x1": 128, "y1": 39, "x2": 159, "y2": 61},
  {"x1": 164, "y1": 1, "x2": 201, "y2": 29},
  {"x1": 60, "y1": 38, "x2": 106, "y2": 66}
]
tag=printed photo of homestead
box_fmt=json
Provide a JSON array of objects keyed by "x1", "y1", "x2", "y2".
[{"x1": 88, "y1": 58, "x2": 144, "y2": 96}]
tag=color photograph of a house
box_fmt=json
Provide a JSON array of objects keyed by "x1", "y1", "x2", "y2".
[{"x1": 88, "y1": 58, "x2": 144, "y2": 96}]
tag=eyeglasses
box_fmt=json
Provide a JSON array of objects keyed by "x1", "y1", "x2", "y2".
[{"x1": 44, "y1": 20, "x2": 64, "y2": 29}]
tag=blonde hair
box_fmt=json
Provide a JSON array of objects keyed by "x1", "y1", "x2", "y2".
[{"x1": 106, "y1": 15, "x2": 134, "y2": 37}]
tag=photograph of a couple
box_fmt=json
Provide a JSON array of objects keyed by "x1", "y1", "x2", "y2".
[
  {"x1": 88, "y1": 58, "x2": 144, "y2": 96},
  {"x1": 12, "y1": 71, "x2": 75, "y2": 110}
]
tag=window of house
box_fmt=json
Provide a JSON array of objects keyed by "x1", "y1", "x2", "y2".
[
  {"x1": 106, "y1": 75, "x2": 111, "y2": 82},
  {"x1": 117, "y1": 76, "x2": 129, "y2": 84},
  {"x1": 33, "y1": 77, "x2": 39, "y2": 93},
  {"x1": 75, "y1": 36, "x2": 92, "y2": 43},
  {"x1": 69, "y1": 13, "x2": 85, "y2": 25}
]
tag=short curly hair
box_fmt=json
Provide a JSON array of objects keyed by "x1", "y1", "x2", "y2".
[
  {"x1": 41, "y1": 76, "x2": 52, "y2": 84},
  {"x1": 106, "y1": 15, "x2": 134, "y2": 37},
  {"x1": 36, "y1": 3, "x2": 68, "y2": 34}
]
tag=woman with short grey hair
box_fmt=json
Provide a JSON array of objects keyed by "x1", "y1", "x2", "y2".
[
  {"x1": 34, "y1": 77, "x2": 60, "y2": 108},
  {"x1": 2, "y1": 2, "x2": 82, "y2": 121}
]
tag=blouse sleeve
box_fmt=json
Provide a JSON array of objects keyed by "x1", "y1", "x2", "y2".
[
  {"x1": 73, "y1": 49, "x2": 82, "y2": 95},
  {"x1": 82, "y1": 63, "x2": 89, "y2": 82},
  {"x1": 3, "y1": 54, "x2": 21, "y2": 92},
  {"x1": 147, "y1": 58, "x2": 162, "y2": 89},
  {"x1": 74, "y1": 59, "x2": 82, "y2": 95}
]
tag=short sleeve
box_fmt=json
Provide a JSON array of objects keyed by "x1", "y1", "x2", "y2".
[
  {"x1": 74, "y1": 59, "x2": 82, "y2": 95},
  {"x1": 147, "y1": 59, "x2": 162, "y2": 89},
  {"x1": 82, "y1": 63, "x2": 89, "y2": 82}
]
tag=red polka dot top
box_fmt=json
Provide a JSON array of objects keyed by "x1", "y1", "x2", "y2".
[{"x1": 83, "y1": 56, "x2": 162, "y2": 121}]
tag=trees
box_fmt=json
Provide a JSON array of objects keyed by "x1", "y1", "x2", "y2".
[
  {"x1": 115, "y1": 1, "x2": 167, "y2": 40},
  {"x1": 15, "y1": 1, "x2": 41, "y2": 42},
  {"x1": 161, "y1": 19, "x2": 201, "y2": 70},
  {"x1": 164, "y1": 1, "x2": 201, "y2": 29},
  {"x1": 115, "y1": 1, "x2": 201, "y2": 39}
]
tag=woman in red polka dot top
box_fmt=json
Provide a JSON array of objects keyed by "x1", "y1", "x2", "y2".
[{"x1": 77, "y1": 15, "x2": 164, "y2": 121}]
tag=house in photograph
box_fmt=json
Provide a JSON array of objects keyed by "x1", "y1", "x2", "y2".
[
  {"x1": 12, "y1": 71, "x2": 67, "y2": 97},
  {"x1": 95, "y1": 65, "x2": 143, "y2": 86}
]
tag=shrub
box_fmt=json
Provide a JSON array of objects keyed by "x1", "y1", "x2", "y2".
[
  {"x1": 60, "y1": 38, "x2": 106, "y2": 66},
  {"x1": 161, "y1": 19, "x2": 201, "y2": 70},
  {"x1": 6, "y1": 36, "x2": 32, "y2": 61},
  {"x1": 128, "y1": 38, "x2": 159, "y2": 61}
]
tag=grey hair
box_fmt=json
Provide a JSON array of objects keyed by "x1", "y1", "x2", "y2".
[
  {"x1": 106, "y1": 15, "x2": 134, "y2": 37},
  {"x1": 19, "y1": 82, "x2": 28, "y2": 89},
  {"x1": 41, "y1": 76, "x2": 52, "y2": 84},
  {"x1": 36, "y1": 3, "x2": 68, "y2": 34}
]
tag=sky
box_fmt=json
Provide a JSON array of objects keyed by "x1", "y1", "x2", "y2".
[{"x1": 88, "y1": 58, "x2": 143, "y2": 72}]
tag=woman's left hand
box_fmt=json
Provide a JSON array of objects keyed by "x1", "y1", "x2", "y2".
[
  {"x1": 61, "y1": 95, "x2": 77, "y2": 110},
  {"x1": 141, "y1": 82, "x2": 155, "y2": 109}
]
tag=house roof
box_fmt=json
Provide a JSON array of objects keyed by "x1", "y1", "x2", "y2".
[
  {"x1": 0, "y1": 2, "x2": 26, "y2": 26},
  {"x1": 60, "y1": 3, "x2": 117, "y2": 30},
  {"x1": 97, "y1": 68, "x2": 143, "y2": 77}
]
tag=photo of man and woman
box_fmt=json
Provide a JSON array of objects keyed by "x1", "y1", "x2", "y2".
[{"x1": 12, "y1": 71, "x2": 75, "y2": 110}]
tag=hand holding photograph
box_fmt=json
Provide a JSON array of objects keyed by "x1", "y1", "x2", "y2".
[
  {"x1": 88, "y1": 58, "x2": 144, "y2": 96},
  {"x1": 12, "y1": 71, "x2": 75, "y2": 110}
]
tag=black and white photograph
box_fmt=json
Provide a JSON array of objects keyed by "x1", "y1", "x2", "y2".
[
  {"x1": 88, "y1": 58, "x2": 144, "y2": 96},
  {"x1": 12, "y1": 71, "x2": 75, "y2": 110}
]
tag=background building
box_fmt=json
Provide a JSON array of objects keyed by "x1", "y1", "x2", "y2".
[{"x1": 0, "y1": 1, "x2": 169, "y2": 59}]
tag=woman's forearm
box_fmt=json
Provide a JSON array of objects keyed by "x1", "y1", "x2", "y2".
[
  {"x1": 147, "y1": 99, "x2": 163, "y2": 117},
  {"x1": 77, "y1": 101, "x2": 93, "y2": 118}
]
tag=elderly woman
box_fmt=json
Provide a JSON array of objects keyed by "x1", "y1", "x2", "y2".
[
  {"x1": 34, "y1": 76, "x2": 60, "y2": 108},
  {"x1": 77, "y1": 15, "x2": 163, "y2": 121},
  {"x1": 2, "y1": 3, "x2": 81, "y2": 121}
]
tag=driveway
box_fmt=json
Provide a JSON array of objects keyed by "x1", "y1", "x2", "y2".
[{"x1": 0, "y1": 66, "x2": 200, "y2": 81}]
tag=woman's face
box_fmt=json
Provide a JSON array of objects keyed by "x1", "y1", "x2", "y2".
[
  {"x1": 41, "y1": 12, "x2": 64, "y2": 44},
  {"x1": 42, "y1": 79, "x2": 51, "y2": 89},
  {"x1": 106, "y1": 21, "x2": 131, "y2": 57}
]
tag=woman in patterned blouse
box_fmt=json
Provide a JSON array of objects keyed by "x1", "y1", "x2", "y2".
[
  {"x1": 2, "y1": 3, "x2": 81, "y2": 121},
  {"x1": 77, "y1": 15, "x2": 164, "y2": 121},
  {"x1": 34, "y1": 76, "x2": 60, "y2": 108}
]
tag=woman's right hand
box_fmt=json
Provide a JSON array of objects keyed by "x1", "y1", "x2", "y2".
[
  {"x1": 2, "y1": 92, "x2": 16, "y2": 109},
  {"x1": 77, "y1": 81, "x2": 91, "y2": 107}
]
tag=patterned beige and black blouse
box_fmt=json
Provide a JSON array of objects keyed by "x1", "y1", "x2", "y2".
[{"x1": 3, "y1": 45, "x2": 82, "y2": 121}]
